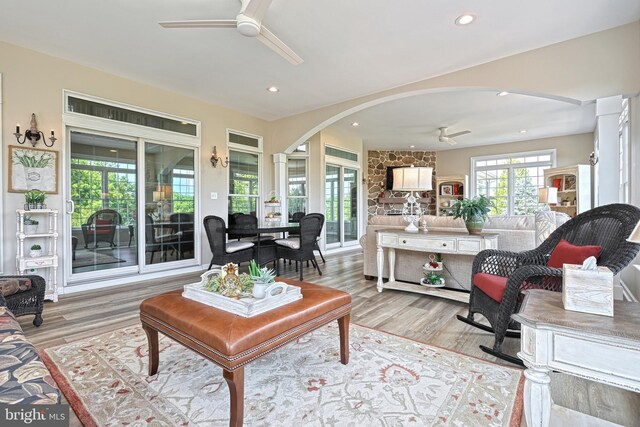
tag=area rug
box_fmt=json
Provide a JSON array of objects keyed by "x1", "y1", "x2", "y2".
[
  {"x1": 72, "y1": 250, "x2": 126, "y2": 268},
  {"x1": 41, "y1": 323, "x2": 523, "y2": 426}
]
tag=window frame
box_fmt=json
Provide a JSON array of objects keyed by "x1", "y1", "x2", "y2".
[
  {"x1": 470, "y1": 149, "x2": 556, "y2": 216},
  {"x1": 286, "y1": 156, "x2": 309, "y2": 218},
  {"x1": 226, "y1": 129, "x2": 264, "y2": 217}
]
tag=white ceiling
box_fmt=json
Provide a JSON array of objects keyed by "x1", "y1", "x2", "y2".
[
  {"x1": 333, "y1": 90, "x2": 597, "y2": 151},
  {"x1": 1, "y1": 1, "x2": 637, "y2": 149}
]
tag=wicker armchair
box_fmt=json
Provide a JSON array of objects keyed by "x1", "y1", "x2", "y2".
[
  {"x1": 203, "y1": 215, "x2": 255, "y2": 269},
  {"x1": 81, "y1": 209, "x2": 122, "y2": 248},
  {"x1": 0, "y1": 275, "x2": 46, "y2": 326},
  {"x1": 457, "y1": 203, "x2": 640, "y2": 365}
]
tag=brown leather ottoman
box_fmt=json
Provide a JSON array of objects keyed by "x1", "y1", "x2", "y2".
[{"x1": 139, "y1": 277, "x2": 351, "y2": 427}]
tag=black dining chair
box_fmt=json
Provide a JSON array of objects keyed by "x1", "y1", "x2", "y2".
[
  {"x1": 233, "y1": 214, "x2": 275, "y2": 243},
  {"x1": 287, "y1": 211, "x2": 325, "y2": 265},
  {"x1": 275, "y1": 213, "x2": 324, "y2": 280},
  {"x1": 169, "y1": 213, "x2": 194, "y2": 260},
  {"x1": 145, "y1": 214, "x2": 179, "y2": 264},
  {"x1": 203, "y1": 215, "x2": 255, "y2": 270}
]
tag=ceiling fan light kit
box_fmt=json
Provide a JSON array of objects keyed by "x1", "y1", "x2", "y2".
[{"x1": 159, "y1": 0, "x2": 303, "y2": 65}]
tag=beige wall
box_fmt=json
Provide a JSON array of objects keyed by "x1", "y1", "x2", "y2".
[
  {"x1": 267, "y1": 22, "x2": 640, "y2": 153},
  {"x1": 436, "y1": 133, "x2": 594, "y2": 177},
  {"x1": 0, "y1": 40, "x2": 269, "y2": 283}
]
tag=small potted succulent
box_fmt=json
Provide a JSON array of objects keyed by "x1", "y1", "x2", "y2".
[
  {"x1": 248, "y1": 260, "x2": 277, "y2": 299},
  {"x1": 29, "y1": 244, "x2": 42, "y2": 258},
  {"x1": 23, "y1": 216, "x2": 39, "y2": 234},
  {"x1": 24, "y1": 190, "x2": 47, "y2": 210}
]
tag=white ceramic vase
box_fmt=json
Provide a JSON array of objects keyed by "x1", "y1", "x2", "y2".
[
  {"x1": 24, "y1": 224, "x2": 38, "y2": 235},
  {"x1": 29, "y1": 249, "x2": 42, "y2": 258}
]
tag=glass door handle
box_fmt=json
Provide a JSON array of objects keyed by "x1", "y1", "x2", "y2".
[{"x1": 66, "y1": 200, "x2": 75, "y2": 214}]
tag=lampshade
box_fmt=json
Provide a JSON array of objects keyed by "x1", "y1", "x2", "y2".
[
  {"x1": 627, "y1": 220, "x2": 640, "y2": 243},
  {"x1": 538, "y1": 187, "x2": 558, "y2": 204},
  {"x1": 392, "y1": 166, "x2": 433, "y2": 191},
  {"x1": 153, "y1": 191, "x2": 165, "y2": 202}
]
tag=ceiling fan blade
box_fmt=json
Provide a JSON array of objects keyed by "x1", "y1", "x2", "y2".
[
  {"x1": 447, "y1": 130, "x2": 471, "y2": 138},
  {"x1": 257, "y1": 26, "x2": 304, "y2": 65},
  {"x1": 446, "y1": 138, "x2": 457, "y2": 146},
  {"x1": 159, "y1": 20, "x2": 237, "y2": 29},
  {"x1": 242, "y1": 0, "x2": 273, "y2": 21}
]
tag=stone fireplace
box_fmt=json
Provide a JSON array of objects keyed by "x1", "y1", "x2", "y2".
[{"x1": 367, "y1": 150, "x2": 437, "y2": 218}]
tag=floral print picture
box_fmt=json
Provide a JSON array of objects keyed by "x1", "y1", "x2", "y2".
[{"x1": 9, "y1": 146, "x2": 58, "y2": 193}]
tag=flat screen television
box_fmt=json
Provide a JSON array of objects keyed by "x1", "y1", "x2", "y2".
[{"x1": 385, "y1": 166, "x2": 400, "y2": 190}]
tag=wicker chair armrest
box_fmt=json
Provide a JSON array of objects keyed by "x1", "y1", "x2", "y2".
[
  {"x1": 0, "y1": 293, "x2": 6, "y2": 307},
  {"x1": 473, "y1": 249, "x2": 525, "y2": 277},
  {"x1": 497, "y1": 265, "x2": 563, "y2": 328}
]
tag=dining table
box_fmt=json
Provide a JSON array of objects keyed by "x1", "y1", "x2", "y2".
[{"x1": 225, "y1": 222, "x2": 300, "y2": 265}]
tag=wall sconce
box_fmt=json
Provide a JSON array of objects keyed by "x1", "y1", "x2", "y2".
[
  {"x1": 210, "y1": 146, "x2": 228, "y2": 168},
  {"x1": 14, "y1": 113, "x2": 57, "y2": 147}
]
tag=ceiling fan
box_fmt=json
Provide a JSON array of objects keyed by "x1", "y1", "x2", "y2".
[
  {"x1": 438, "y1": 127, "x2": 471, "y2": 145},
  {"x1": 159, "y1": 0, "x2": 303, "y2": 65}
]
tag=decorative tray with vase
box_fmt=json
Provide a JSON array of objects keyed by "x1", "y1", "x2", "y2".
[{"x1": 182, "y1": 262, "x2": 302, "y2": 317}]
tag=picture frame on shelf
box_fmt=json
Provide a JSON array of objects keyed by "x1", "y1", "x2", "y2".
[
  {"x1": 8, "y1": 146, "x2": 58, "y2": 194},
  {"x1": 564, "y1": 175, "x2": 576, "y2": 191},
  {"x1": 441, "y1": 185, "x2": 453, "y2": 196}
]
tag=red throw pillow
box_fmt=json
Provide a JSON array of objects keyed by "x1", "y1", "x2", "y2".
[
  {"x1": 95, "y1": 218, "x2": 113, "y2": 235},
  {"x1": 547, "y1": 239, "x2": 602, "y2": 269}
]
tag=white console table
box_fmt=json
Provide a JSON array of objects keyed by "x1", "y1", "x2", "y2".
[
  {"x1": 513, "y1": 290, "x2": 640, "y2": 427},
  {"x1": 375, "y1": 229, "x2": 498, "y2": 303}
]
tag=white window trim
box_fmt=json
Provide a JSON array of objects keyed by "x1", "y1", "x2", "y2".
[
  {"x1": 286, "y1": 156, "x2": 309, "y2": 215},
  {"x1": 62, "y1": 92, "x2": 202, "y2": 286},
  {"x1": 470, "y1": 149, "x2": 556, "y2": 215},
  {"x1": 227, "y1": 128, "x2": 263, "y2": 153}
]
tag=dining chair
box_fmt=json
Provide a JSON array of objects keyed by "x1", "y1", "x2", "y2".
[
  {"x1": 274, "y1": 213, "x2": 324, "y2": 281},
  {"x1": 233, "y1": 214, "x2": 275, "y2": 243},
  {"x1": 145, "y1": 214, "x2": 179, "y2": 264},
  {"x1": 169, "y1": 212, "x2": 194, "y2": 259},
  {"x1": 203, "y1": 215, "x2": 255, "y2": 269}
]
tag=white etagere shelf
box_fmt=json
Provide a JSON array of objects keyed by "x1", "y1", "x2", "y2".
[{"x1": 16, "y1": 209, "x2": 59, "y2": 302}]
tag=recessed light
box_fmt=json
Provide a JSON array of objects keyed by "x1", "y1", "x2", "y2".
[
  {"x1": 409, "y1": 145, "x2": 415, "y2": 148},
  {"x1": 267, "y1": 86, "x2": 279, "y2": 93},
  {"x1": 520, "y1": 130, "x2": 528, "y2": 134},
  {"x1": 109, "y1": 149, "x2": 118, "y2": 153},
  {"x1": 455, "y1": 14, "x2": 476, "y2": 26},
  {"x1": 497, "y1": 91, "x2": 509, "y2": 97},
  {"x1": 351, "y1": 122, "x2": 359, "y2": 127}
]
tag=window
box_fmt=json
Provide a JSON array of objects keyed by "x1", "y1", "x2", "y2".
[
  {"x1": 620, "y1": 98, "x2": 630, "y2": 204},
  {"x1": 287, "y1": 158, "x2": 307, "y2": 220},
  {"x1": 472, "y1": 151, "x2": 555, "y2": 216},
  {"x1": 228, "y1": 150, "x2": 260, "y2": 215},
  {"x1": 325, "y1": 146, "x2": 358, "y2": 162},
  {"x1": 172, "y1": 168, "x2": 195, "y2": 213}
]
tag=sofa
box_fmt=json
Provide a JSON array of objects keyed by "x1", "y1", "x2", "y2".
[
  {"x1": 360, "y1": 212, "x2": 569, "y2": 291},
  {"x1": 0, "y1": 294, "x2": 60, "y2": 404}
]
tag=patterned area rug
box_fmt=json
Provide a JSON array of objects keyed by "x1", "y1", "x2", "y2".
[{"x1": 41, "y1": 323, "x2": 523, "y2": 426}]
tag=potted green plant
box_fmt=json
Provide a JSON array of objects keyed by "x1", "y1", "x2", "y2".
[
  {"x1": 248, "y1": 260, "x2": 277, "y2": 299},
  {"x1": 420, "y1": 272, "x2": 445, "y2": 287},
  {"x1": 24, "y1": 189, "x2": 47, "y2": 210},
  {"x1": 23, "y1": 216, "x2": 39, "y2": 234},
  {"x1": 29, "y1": 244, "x2": 42, "y2": 258},
  {"x1": 450, "y1": 195, "x2": 493, "y2": 234}
]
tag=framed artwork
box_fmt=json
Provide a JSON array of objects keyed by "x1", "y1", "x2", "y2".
[
  {"x1": 9, "y1": 146, "x2": 58, "y2": 193},
  {"x1": 441, "y1": 185, "x2": 453, "y2": 196}
]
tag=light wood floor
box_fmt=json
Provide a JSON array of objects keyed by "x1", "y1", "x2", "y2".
[{"x1": 19, "y1": 250, "x2": 640, "y2": 426}]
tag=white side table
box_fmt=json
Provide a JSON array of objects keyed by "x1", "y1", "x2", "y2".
[{"x1": 512, "y1": 290, "x2": 640, "y2": 427}]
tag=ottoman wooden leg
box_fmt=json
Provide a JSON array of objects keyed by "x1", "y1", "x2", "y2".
[
  {"x1": 338, "y1": 313, "x2": 350, "y2": 365},
  {"x1": 223, "y1": 367, "x2": 245, "y2": 427},
  {"x1": 142, "y1": 324, "x2": 159, "y2": 376}
]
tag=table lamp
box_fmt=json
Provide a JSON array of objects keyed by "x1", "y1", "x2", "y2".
[
  {"x1": 627, "y1": 220, "x2": 640, "y2": 244},
  {"x1": 538, "y1": 187, "x2": 558, "y2": 210},
  {"x1": 392, "y1": 166, "x2": 433, "y2": 233}
]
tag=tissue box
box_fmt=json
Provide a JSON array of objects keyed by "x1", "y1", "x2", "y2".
[{"x1": 562, "y1": 264, "x2": 613, "y2": 317}]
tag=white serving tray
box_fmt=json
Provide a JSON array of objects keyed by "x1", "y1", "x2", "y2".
[{"x1": 182, "y1": 270, "x2": 302, "y2": 317}]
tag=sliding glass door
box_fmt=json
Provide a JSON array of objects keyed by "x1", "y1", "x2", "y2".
[
  {"x1": 325, "y1": 164, "x2": 359, "y2": 248},
  {"x1": 69, "y1": 131, "x2": 138, "y2": 275},
  {"x1": 68, "y1": 131, "x2": 197, "y2": 282}
]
